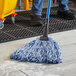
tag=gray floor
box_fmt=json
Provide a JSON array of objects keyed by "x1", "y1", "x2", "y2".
[
  {"x1": 0, "y1": 1, "x2": 76, "y2": 76},
  {"x1": 0, "y1": 30, "x2": 76, "y2": 76}
]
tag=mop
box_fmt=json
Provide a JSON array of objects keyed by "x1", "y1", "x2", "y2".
[{"x1": 10, "y1": 0, "x2": 62, "y2": 64}]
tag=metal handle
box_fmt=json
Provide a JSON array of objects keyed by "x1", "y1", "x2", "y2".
[{"x1": 18, "y1": 0, "x2": 21, "y2": 10}]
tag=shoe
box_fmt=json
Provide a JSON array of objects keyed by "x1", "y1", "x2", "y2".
[
  {"x1": 57, "y1": 10, "x2": 76, "y2": 20},
  {"x1": 30, "y1": 14, "x2": 43, "y2": 26}
]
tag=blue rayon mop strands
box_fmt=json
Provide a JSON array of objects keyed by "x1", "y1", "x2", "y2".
[{"x1": 10, "y1": 38, "x2": 62, "y2": 63}]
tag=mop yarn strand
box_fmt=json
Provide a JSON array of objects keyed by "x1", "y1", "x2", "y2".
[{"x1": 10, "y1": 38, "x2": 62, "y2": 63}]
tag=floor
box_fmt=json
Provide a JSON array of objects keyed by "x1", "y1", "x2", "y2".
[
  {"x1": 1, "y1": 7, "x2": 76, "y2": 43},
  {"x1": 0, "y1": 30, "x2": 76, "y2": 76},
  {"x1": 0, "y1": 1, "x2": 76, "y2": 76}
]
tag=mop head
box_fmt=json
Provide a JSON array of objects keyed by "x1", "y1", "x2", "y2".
[{"x1": 10, "y1": 38, "x2": 62, "y2": 64}]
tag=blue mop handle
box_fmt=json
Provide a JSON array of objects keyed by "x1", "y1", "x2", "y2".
[{"x1": 46, "y1": 0, "x2": 52, "y2": 20}]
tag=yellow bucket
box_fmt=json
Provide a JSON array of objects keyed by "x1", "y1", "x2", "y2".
[
  {"x1": 22, "y1": 0, "x2": 32, "y2": 10},
  {"x1": 29, "y1": 0, "x2": 32, "y2": 5},
  {"x1": 0, "y1": 0, "x2": 17, "y2": 19}
]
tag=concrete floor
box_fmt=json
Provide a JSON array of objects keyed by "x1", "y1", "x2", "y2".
[
  {"x1": 0, "y1": 1, "x2": 76, "y2": 76},
  {"x1": 0, "y1": 30, "x2": 76, "y2": 76}
]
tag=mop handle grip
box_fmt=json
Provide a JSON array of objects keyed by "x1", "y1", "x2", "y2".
[
  {"x1": 46, "y1": 0, "x2": 51, "y2": 20},
  {"x1": 40, "y1": 0, "x2": 52, "y2": 41}
]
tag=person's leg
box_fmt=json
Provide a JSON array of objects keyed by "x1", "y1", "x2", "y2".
[
  {"x1": 58, "y1": 0, "x2": 76, "y2": 20},
  {"x1": 30, "y1": 0, "x2": 44, "y2": 25},
  {"x1": 58, "y1": 0, "x2": 69, "y2": 11},
  {"x1": 32, "y1": 0, "x2": 44, "y2": 15}
]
